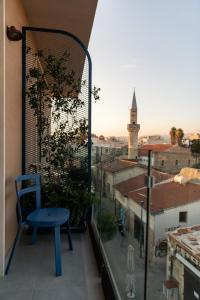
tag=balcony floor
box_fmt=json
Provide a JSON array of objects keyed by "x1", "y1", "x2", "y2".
[{"x1": 0, "y1": 229, "x2": 104, "y2": 300}]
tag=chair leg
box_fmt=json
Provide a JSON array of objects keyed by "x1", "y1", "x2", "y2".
[
  {"x1": 66, "y1": 220, "x2": 73, "y2": 251},
  {"x1": 54, "y1": 226, "x2": 62, "y2": 276},
  {"x1": 5, "y1": 226, "x2": 23, "y2": 275},
  {"x1": 31, "y1": 227, "x2": 38, "y2": 245}
]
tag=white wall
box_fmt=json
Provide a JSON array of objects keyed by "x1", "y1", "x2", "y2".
[
  {"x1": 115, "y1": 190, "x2": 128, "y2": 208},
  {"x1": 105, "y1": 166, "x2": 146, "y2": 198},
  {"x1": 0, "y1": 0, "x2": 5, "y2": 276},
  {"x1": 115, "y1": 190, "x2": 155, "y2": 231},
  {"x1": 115, "y1": 167, "x2": 146, "y2": 184},
  {"x1": 155, "y1": 200, "x2": 200, "y2": 242},
  {"x1": 138, "y1": 155, "x2": 155, "y2": 166}
]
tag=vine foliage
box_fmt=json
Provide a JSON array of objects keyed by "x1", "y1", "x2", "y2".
[{"x1": 26, "y1": 48, "x2": 100, "y2": 224}]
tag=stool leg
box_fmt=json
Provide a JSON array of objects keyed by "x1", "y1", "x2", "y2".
[
  {"x1": 54, "y1": 226, "x2": 62, "y2": 276},
  {"x1": 31, "y1": 227, "x2": 38, "y2": 245},
  {"x1": 67, "y1": 220, "x2": 73, "y2": 251}
]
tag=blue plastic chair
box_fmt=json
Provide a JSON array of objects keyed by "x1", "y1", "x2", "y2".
[{"x1": 5, "y1": 174, "x2": 73, "y2": 276}]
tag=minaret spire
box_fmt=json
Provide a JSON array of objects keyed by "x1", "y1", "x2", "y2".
[
  {"x1": 132, "y1": 88, "x2": 137, "y2": 110},
  {"x1": 127, "y1": 89, "x2": 140, "y2": 159}
]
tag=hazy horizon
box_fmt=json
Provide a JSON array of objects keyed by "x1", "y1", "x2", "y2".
[
  {"x1": 92, "y1": 131, "x2": 200, "y2": 139},
  {"x1": 89, "y1": 1, "x2": 200, "y2": 137}
]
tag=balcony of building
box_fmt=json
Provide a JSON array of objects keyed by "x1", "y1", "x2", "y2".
[
  {"x1": 0, "y1": 1, "x2": 106, "y2": 300},
  {"x1": 1, "y1": 1, "x2": 200, "y2": 300}
]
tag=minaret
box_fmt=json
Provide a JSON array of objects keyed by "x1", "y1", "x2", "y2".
[{"x1": 127, "y1": 89, "x2": 140, "y2": 159}]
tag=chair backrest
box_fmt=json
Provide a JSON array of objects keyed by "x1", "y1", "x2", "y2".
[{"x1": 15, "y1": 174, "x2": 41, "y2": 224}]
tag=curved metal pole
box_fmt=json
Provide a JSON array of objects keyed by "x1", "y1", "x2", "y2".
[{"x1": 22, "y1": 27, "x2": 92, "y2": 189}]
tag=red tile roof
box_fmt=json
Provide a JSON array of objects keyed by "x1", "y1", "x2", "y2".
[
  {"x1": 114, "y1": 170, "x2": 172, "y2": 195},
  {"x1": 138, "y1": 144, "x2": 173, "y2": 156},
  {"x1": 128, "y1": 181, "x2": 200, "y2": 213},
  {"x1": 102, "y1": 159, "x2": 140, "y2": 173}
]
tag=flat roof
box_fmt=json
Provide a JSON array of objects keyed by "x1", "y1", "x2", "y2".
[
  {"x1": 102, "y1": 159, "x2": 140, "y2": 173},
  {"x1": 168, "y1": 225, "x2": 200, "y2": 263}
]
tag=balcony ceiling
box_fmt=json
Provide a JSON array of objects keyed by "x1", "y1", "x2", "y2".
[
  {"x1": 22, "y1": 0, "x2": 98, "y2": 76},
  {"x1": 22, "y1": 0, "x2": 97, "y2": 46}
]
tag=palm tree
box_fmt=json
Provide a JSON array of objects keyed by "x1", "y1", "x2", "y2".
[
  {"x1": 170, "y1": 127, "x2": 177, "y2": 145},
  {"x1": 176, "y1": 128, "x2": 184, "y2": 146}
]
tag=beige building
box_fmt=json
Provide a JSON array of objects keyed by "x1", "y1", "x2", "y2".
[
  {"x1": 95, "y1": 159, "x2": 146, "y2": 199},
  {"x1": 139, "y1": 135, "x2": 170, "y2": 145},
  {"x1": 167, "y1": 225, "x2": 200, "y2": 300},
  {"x1": 91, "y1": 139, "x2": 128, "y2": 165},
  {"x1": 0, "y1": 0, "x2": 97, "y2": 277},
  {"x1": 138, "y1": 144, "x2": 198, "y2": 174}
]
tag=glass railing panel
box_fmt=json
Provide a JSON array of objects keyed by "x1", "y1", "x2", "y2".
[
  {"x1": 146, "y1": 150, "x2": 200, "y2": 300},
  {"x1": 90, "y1": 2, "x2": 199, "y2": 299},
  {"x1": 92, "y1": 149, "x2": 147, "y2": 299},
  {"x1": 92, "y1": 146, "x2": 200, "y2": 300}
]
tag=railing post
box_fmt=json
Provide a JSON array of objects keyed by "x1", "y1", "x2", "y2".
[{"x1": 144, "y1": 150, "x2": 152, "y2": 300}]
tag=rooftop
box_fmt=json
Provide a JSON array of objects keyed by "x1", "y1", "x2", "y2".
[
  {"x1": 102, "y1": 159, "x2": 139, "y2": 173},
  {"x1": 168, "y1": 225, "x2": 200, "y2": 264},
  {"x1": 138, "y1": 143, "x2": 193, "y2": 156},
  {"x1": 138, "y1": 144, "x2": 173, "y2": 155},
  {"x1": 114, "y1": 170, "x2": 172, "y2": 196},
  {"x1": 179, "y1": 167, "x2": 200, "y2": 183},
  {"x1": 128, "y1": 181, "x2": 200, "y2": 214}
]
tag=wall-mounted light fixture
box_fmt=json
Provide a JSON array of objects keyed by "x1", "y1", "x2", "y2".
[{"x1": 7, "y1": 26, "x2": 22, "y2": 41}]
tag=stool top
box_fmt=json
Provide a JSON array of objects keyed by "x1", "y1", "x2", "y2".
[{"x1": 27, "y1": 208, "x2": 70, "y2": 227}]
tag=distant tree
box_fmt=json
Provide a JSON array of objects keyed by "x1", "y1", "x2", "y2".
[
  {"x1": 191, "y1": 139, "x2": 200, "y2": 154},
  {"x1": 176, "y1": 128, "x2": 184, "y2": 146},
  {"x1": 190, "y1": 139, "x2": 200, "y2": 168},
  {"x1": 170, "y1": 127, "x2": 177, "y2": 145}
]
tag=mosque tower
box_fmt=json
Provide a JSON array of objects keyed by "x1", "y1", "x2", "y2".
[{"x1": 127, "y1": 89, "x2": 140, "y2": 159}]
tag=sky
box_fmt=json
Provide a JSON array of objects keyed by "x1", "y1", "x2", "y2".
[{"x1": 89, "y1": 0, "x2": 200, "y2": 137}]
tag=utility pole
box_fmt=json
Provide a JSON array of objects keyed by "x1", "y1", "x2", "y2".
[
  {"x1": 140, "y1": 200, "x2": 144, "y2": 258},
  {"x1": 144, "y1": 150, "x2": 153, "y2": 300}
]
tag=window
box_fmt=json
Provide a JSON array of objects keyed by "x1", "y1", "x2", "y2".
[
  {"x1": 179, "y1": 211, "x2": 187, "y2": 223},
  {"x1": 175, "y1": 160, "x2": 178, "y2": 166},
  {"x1": 161, "y1": 160, "x2": 164, "y2": 166}
]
